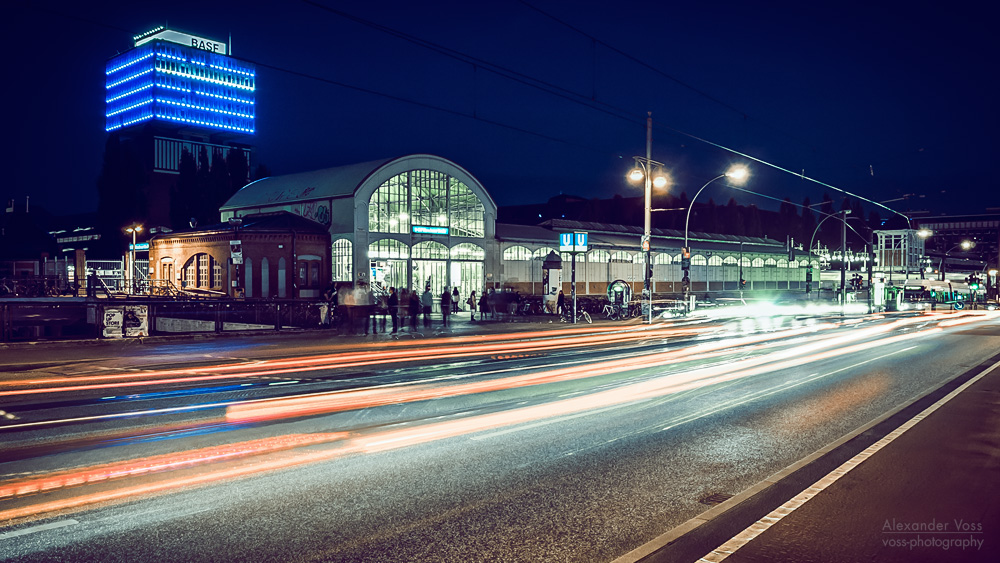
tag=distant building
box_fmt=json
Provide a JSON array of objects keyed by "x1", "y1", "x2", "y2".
[
  {"x1": 217, "y1": 154, "x2": 804, "y2": 301},
  {"x1": 915, "y1": 213, "x2": 999, "y2": 275},
  {"x1": 149, "y1": 212, "x2": 330, "y2": 299},
  {"x1": 104, "y1": 26, "x2": 254, "y2": 228}
]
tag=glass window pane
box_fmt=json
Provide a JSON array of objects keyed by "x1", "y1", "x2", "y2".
[
  {"x1": 368, "y1": 173, "x2": 409, "y2": 234},
  {"x1": 411, "y1": 170, "x2": 448, "y2": 229},
  {"x1": 449, "y1": 177, "x2": 485, "y2": 237},
  {"x1": 333, "y1": 239, "x2": 352, "y2": 281}
]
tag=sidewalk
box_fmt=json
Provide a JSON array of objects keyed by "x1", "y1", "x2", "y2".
[
  {"x1": 0, "y1": 309, "x2": 595, "y2": 352},
  {"x1": 634, "y1": 354, "x2": 1000, "y2": 563}
]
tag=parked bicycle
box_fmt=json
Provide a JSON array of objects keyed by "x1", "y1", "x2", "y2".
[
  {"x1": 601, "y1": 302, "x2": 627, "y2": 321},
  {"x1": 560, "y1": 307, "x2": 592, "y2": 324}
]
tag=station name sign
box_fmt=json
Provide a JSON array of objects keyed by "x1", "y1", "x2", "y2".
[
  {"x1": 136, "y1": 29, "x2": 228, "y2": 55},
  {"x1": 412, "y1": 225, "x2": 449, "y2": 235},
  {"x1": 559, "y1": 232, "x2": 588, "y2": 252}
]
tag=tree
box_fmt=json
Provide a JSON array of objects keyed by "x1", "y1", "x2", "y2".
[
  {"x1": 252, "y1": 163, "x2": 271, "y2": 182},
  {"x1": 724, "y1": 198, "x2": 746, "y2": 236},
  {"x1": 96, "y1": 134, "x2": 147, "y2": 257},
  {"x1": 227, "y1": 147, "x2": 249, "y2": 195},
  {"x1": 171, "y1": 149, "x2": 198, "y2": 229},
  {"x1": 209, "y1": 148, "x2": 230, "y2": 222}
]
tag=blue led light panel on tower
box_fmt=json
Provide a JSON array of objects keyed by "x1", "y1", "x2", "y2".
[{"x1": 105, "y1": 28, "x2": 255, "y2": 134}]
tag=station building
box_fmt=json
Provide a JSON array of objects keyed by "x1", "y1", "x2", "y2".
[{"x1": 212, "y1": 154, "x2": 813, "y2": 301}]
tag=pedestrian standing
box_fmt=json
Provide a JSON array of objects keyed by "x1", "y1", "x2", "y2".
[
  {"x1": 397, "y1": 288, "x2": 409, "y2": 329},
  {"x1": 452, "y1": 287, "x2": 461, "y2": 313},
  {"x1": 557, "y1": 290, "x2": 565, "y2": 316},
  {"x1": 421, "y1": 285, "x2": 434, "y2": 327},
  {"x1": 467, "y1": 290, "x2": 477, "y2": 321},
  {"x1": 387, "y1": 287, "x2": 399, "y2": 334},
  {"x1": 478, "y1": 291, "x2": 489, "y2": 321},
  {"x1": 409, "y1": 289, "x2": 420, "y2": 329},
  {"x1": 440, "y1": 287, "x2": 451, "y2": 326}
]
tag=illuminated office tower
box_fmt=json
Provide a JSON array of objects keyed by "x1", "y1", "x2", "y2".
[{"x1": 103, "y1": 27, "x2": 255, "y2": 228}]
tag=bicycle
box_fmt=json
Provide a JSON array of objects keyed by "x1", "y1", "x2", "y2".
[
  {"x1": 560, "y1": 307, "x2": 592, "y2": 324},
  {"x1": 601, "y1": 303, "x2": 627, "y2": 321}
]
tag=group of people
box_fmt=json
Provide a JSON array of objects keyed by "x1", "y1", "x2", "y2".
[{"x1": 319, "y1": 283, "x2": 499, "y2": 335}]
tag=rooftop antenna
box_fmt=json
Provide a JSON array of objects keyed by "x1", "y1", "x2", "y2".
[{"x1": 229, "y1": 32, "x2": 232, "y2": 55}]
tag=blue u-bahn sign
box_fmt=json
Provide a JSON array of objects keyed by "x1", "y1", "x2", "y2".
[{"x1": 559, "y1": 232, "x2": 588, "y2": 252}]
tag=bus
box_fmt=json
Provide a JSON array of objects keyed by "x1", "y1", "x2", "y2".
[{"x1": 899, "y1": 280, "x2": 972, "y2": 311}]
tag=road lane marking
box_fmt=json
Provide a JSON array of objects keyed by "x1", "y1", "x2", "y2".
[
  {"x1": 469, "y1": 404, "x2": 624, "y2": 440},
  {"x1": 694, "y1": 355, "x2": 1000, "y2": 563},
  {"x1": 0, "y1": 519, "x2": 79, "y2": 540}
]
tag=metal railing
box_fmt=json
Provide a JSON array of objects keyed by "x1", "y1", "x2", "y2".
[{"x1": 0, "y1": 297, "x2": 326, "y2": 343}]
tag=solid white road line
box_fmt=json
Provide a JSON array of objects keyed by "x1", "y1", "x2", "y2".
[
  {"x1": 695, "y1": 356, "x2": 1000, "y2": 562},
  {"x1": 0, "y1": 519, "x2": 79, "y2": 540}
]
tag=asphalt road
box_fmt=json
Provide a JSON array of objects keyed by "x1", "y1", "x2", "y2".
[{"x1": 1, "y1": 311, "x2": 998, "y2": 562}]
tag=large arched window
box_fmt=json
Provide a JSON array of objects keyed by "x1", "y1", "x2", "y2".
[
  {"x1": 369, "y1": 239, "x2": 410, "y2": 259},
  {"x1": 532, "y1": 247, "x2": 557, "y2": 259},
  {"x1": 723, "y1": 256, "x2": 738, "y2": 265},
  {"x1": 560, "y1": 252, "x2": 586, "y2": 262},
  {"x1": 412, "y1": 240, "x2": 449, "y2": 259},
  {"x1": 369, "y1": 170, "x2": 486, "y2": 237},
  {"x1": 451, "y1": 243, "x2": 485, "y2": 260},
  {"x1": 449, "y1": 178, "x2": 485, "y2": 237},
  {"x1": 708, "y1": 256, "x2": 724, "y2": 266},
  {"x1": 332, "y1": 239, "x2": 352, "y2": 282},
  {"x1": 652, "y1": 253, "x2": 672, "y2": 265},
  {"x1": 503, "y1": 246, "x2": 532, "y2": 260},
  {"x1": 610, "y1": 251, "x2": 634, "y2": 263},
  {"x1": 181, "y1": 253, "x2": 219, "y2": 289},
  {"x1": 589, "y1": 249, "x2": 610, "y2": 262},
  {"x1": 368, "y1": 173, "x2": 409, "y2": 234},
  {"x1": 691, "y1": 255, "x2": 707, "y2": 266},
  {"x1": 752, "y1": 258, "x2": 765, "y2": 268}
]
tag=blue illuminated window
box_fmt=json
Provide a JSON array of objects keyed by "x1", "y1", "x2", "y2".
[{"x1": 105, "y1": 40, "x2": 255, "y2": 134}]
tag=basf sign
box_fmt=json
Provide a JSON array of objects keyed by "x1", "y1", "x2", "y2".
[{"x1": 135, "y1": 28, "x2": 228, "y2": 55}]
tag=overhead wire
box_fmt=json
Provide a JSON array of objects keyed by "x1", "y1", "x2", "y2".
[
  {"x1": 28, "y1": 2, "x2": 908, "y2": 224},
  {"x1": 301, "y1": 0, "x2": 909, "y2": 223}
]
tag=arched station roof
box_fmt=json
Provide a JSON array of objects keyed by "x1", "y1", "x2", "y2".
[{"x1": 221, "y1": 154, "x2": 496, "y2": 213}]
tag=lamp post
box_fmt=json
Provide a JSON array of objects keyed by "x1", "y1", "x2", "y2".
[
  {"x1": 124, "y1": 224, "x2": 143, "y2": 294},
  {"x1": 940, "y1": 240, "x2": 974, "y2": 281},
  {"x1": 682, "y1": 165, "x2": 748, "y2": 313},
  {"x1": 627, "y1": 112, "x2": 668, "y2": 323}
]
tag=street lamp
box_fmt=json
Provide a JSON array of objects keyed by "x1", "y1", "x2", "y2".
[
  {"x1": 682, "y1": 165, "x2": 749, "y2": 312},
  {"x1": 627, "y1": 112, "x2": 669, "y2": 323},
  {"x1": 940, "y1": 240, "x2": 974, "y2": 281},
  {"x1": 124, "y1": 224, "x2": 143, "y2": 294}
]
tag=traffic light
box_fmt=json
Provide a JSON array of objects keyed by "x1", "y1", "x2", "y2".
[
  {"x1": 681, "y1": 247, "x2": 691, "y2": 270},
  {"x1": 740, "y1": 278, "x2": 747, "y2": 289}
]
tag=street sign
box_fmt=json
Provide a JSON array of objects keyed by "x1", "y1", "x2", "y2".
[
  {"x1": 641, "y1": 235, "x2": 649, "y2": 252},
  {"x1": 230, "y1": 240, "x2": 243, "y2": 265},
  {"x1": 559, "y1": 232, "x2": 588, "y2": 252}
]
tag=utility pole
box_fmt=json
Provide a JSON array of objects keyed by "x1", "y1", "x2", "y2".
[{"x1": 840, "y1": 209, "x2": 848, "y2": 316}]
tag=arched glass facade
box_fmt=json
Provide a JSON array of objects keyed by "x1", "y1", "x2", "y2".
[{"x1": 368, "y1": 170, "x2": 485, "y2": 237}]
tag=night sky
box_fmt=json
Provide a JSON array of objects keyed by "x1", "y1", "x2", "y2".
[{"x1": 7, "y1": 1, "x2": 997, "y2": 221}]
